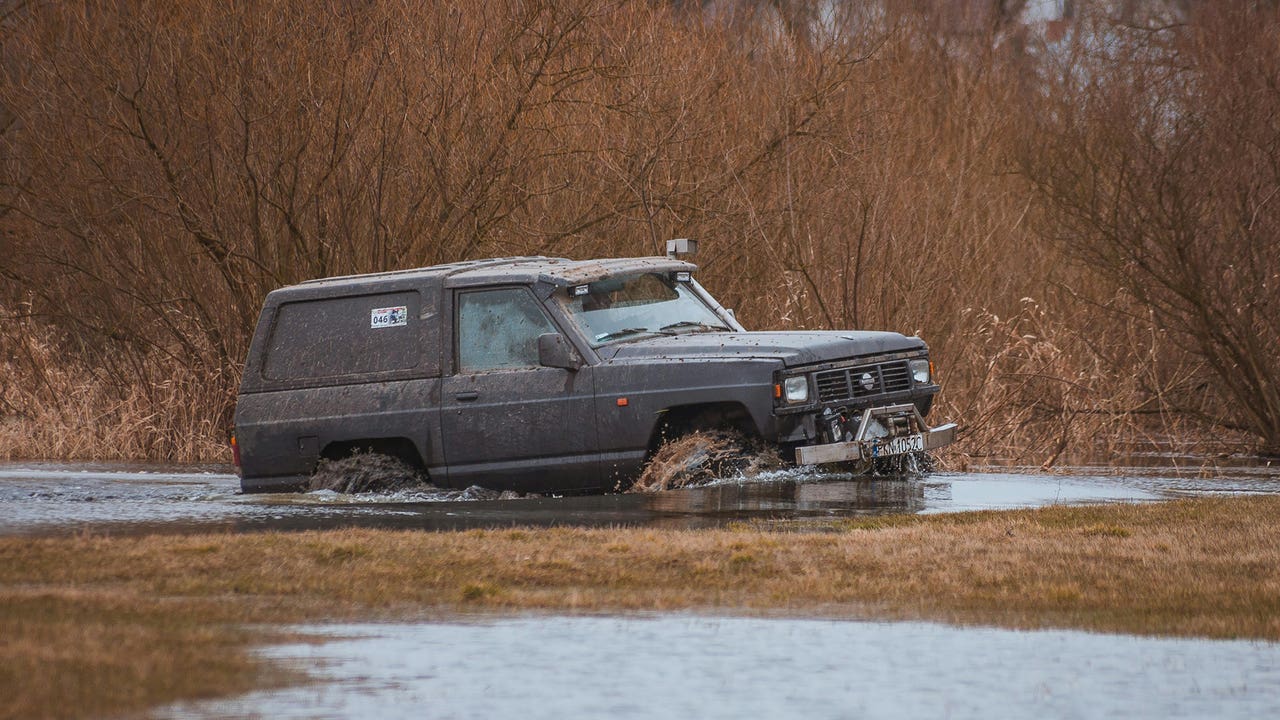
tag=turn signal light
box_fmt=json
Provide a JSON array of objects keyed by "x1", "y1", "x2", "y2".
[{"x1": 229, "y1": 430, "x2": 241, "y2": 467}]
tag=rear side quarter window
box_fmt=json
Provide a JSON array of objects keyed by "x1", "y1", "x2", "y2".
[{"x1": 263, "y1": 291, "x2": 422, "y2": 380}]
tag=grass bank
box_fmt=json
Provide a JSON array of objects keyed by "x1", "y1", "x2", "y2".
[{"x1": 3, "y1": 496, "x2": 1280, "y2": 718}]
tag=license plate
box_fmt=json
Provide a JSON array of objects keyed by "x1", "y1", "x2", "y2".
[{"x1": 870, "y1": 433, "x2": 925, "y2": 458}]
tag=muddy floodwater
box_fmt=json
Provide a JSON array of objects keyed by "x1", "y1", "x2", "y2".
[
  {"x1": 162, "y1": 615, "x2": 1280, "y2": 719},
  {"x1": 2, "y1": 458, "x2": 1278, "y2": 536}
]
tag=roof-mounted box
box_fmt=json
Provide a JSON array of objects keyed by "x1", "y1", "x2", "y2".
[{"x1": 666, "y1": 238, "x2": 698, "y2": 258}]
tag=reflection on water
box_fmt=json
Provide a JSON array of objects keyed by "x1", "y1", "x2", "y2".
[
  {"x1": 644, "y1": 474, "x2": 927, "y2": 516},
  {"x1": 1, "y1": 460, "x2": 1278, "y2": 536},
  {"x1": 164, "y1": 615, "x2": 1280, "y2": 720}
]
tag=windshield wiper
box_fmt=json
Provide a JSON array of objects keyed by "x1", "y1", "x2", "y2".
[
  {"x1": 659, "y1": 320, "x2": 730, "y2": 333},
  {"x1": 594, "y1": 327, "x2": 654, "y2": 343}
]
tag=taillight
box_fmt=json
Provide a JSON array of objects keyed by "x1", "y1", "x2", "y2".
[{"x1": 230, "y1": 429, "x2": 242, "y2": 468}]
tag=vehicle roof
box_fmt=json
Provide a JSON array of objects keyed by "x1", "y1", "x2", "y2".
[{"x1": 283, "y1": 256, "x2": 698, "y2": 297}]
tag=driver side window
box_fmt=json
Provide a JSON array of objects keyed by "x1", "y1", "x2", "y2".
[{"x1": 457, "y1": 288, "x2": 558, "y2": 372}]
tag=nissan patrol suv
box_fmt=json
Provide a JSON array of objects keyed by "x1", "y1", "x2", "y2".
[{"x1": 231, "y1": 241, "x2": 955, "y2": 493}]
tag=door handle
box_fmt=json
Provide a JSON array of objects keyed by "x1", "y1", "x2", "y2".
[{"x1": 455, "y1": 391, "x2": 479, "y2": 402}]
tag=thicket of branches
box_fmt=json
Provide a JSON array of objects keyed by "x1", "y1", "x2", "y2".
[
  {"x1": 0, "y1": 0, "x2": 1275, "y2": 462},
  {"x1": 1027, "y1": 4, "x2": 1280, "y2": 452}
]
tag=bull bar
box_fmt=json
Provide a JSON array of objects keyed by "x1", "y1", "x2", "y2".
[{"x1": 794, "y1": 403, "x2": 957, "y2": 466}]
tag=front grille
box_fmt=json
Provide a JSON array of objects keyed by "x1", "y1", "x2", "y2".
[{"x1": 813, "y1": 360, "x2": 912, "y2": 403}]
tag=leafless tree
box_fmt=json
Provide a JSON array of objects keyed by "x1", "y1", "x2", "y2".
[{"x1": 1027, "y1": 2, "x2": 1280, "y2": 451}]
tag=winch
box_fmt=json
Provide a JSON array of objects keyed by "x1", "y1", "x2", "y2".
[{"x1": 798, "y1": 404, "x2": 957, "y2": 466}]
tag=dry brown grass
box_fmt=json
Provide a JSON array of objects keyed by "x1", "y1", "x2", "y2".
[
  {"x1": 0, "y1": 591, "x2": 297, "y2": 720},
  {"x1": 0, "y1": 312, "x2": 228, "y2": 462},
  {"x1": 2, "y1": 495, "x2": 1280, "y2": 718}
]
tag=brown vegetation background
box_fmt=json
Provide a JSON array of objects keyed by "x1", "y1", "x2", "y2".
[{"x1": 0, "y1": 0, "x2": 1276, "y2": 464}]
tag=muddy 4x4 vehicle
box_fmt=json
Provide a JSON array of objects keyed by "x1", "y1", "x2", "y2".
[{"x1": 231, "y1": 241, "x2": 955, "y2": 493}]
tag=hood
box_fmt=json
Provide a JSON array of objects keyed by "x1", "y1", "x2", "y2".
[{"x1": 599, "y1": 330, "x2": 925, "y2": 368}]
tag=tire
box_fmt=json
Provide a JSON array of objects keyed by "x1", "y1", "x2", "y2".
[
  {"x1": 307, "y1": 451, "x2": 428, "y2": 493},
  {"x1": 631, "y1": 429, "x2": 780, "y2": 492}
]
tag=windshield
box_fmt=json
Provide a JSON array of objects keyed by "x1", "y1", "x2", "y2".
[{"x1": 558, "y1": 273, "x2": 731, "y2": 346}]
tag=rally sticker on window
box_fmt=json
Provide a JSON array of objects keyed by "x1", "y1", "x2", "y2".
[{"x1": 370, "y1": 306, "x2": 408, "y2": 329}]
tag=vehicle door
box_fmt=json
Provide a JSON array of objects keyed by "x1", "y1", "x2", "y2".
[{"x1": 439, "y1": 286, "x2": 600, "y2": 492}]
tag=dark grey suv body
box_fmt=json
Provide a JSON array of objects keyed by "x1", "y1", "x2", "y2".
[{"x1": 232, "y1": 256, "x2": 953, "y2": 493}]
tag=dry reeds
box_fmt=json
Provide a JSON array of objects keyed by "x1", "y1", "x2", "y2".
[{"x1": 0, "y1": 309, "x2": 228, "y2": 462}]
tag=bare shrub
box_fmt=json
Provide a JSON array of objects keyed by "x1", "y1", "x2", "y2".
[
  {"x1": 0, "y1": 1, "x2": 1272, "y2": 463},
  {"x1": 1025, "y1": 3, "x2": 1280, "y2": 453}
]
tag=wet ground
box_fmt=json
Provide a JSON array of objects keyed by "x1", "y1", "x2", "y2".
[
  {"x1": 12, "y1": 459, "x2": 1280, "y2": 717},
  {"x1": 2, "y1": 458, "x2": 1278, "y2": 536},
  {"x1": 162, "y1": 615, "x2": 1280, "y2": 719}
]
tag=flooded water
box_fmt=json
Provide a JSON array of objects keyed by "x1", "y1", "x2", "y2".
[
  {"x1": 13, "y1": 461, "x2": 1280, "y2": 718},
  {"x1": 2, "y1": 460, "x2": 1279, "y2": 536},
  {"x1": 163, "y1": 615, "x2": 1280, "y2": 719}
]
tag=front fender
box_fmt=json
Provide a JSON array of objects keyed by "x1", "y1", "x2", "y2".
[{"x1": 591, "y1": 357, "x2": 781, "y2": 475}]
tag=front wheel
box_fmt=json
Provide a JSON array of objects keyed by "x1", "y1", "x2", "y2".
[{"x1": 631, "y1": 430, "x2": 781, "y2": 492}]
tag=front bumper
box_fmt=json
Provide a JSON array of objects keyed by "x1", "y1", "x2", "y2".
[{"x1": 793, "y1": 404, "x2": 957, "y2": 466}]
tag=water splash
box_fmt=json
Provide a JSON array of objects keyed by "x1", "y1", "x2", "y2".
[
  {"x1": 630, "y1": 431, "x2": 782, "y2": 492},
  {"x1": 629, "y1": 434, "x2": 941, "y2": 492},
  {"x1": 307, "y1": 453, "x2": 431, "y2": 494}
]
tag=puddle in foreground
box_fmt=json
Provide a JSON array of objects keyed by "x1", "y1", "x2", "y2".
[
  {"x1": 163, "y1": 615, "x2": 1280, "y2": 720},
  {"x1": 1, "y1": 460, "x2": 1278, "y2": 536}
]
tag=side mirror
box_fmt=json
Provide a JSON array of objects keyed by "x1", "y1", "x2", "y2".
[{"x1": 537, "y1": 333, "x2": 582, "y2": 371}]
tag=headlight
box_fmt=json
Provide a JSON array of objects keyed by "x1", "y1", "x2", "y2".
[
  {"x1": 783, "y1": 375, "x2": 809, "y2": 404},
  {"x1": 909, "y1": 358, "x2": 931, "y2": 384}
]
